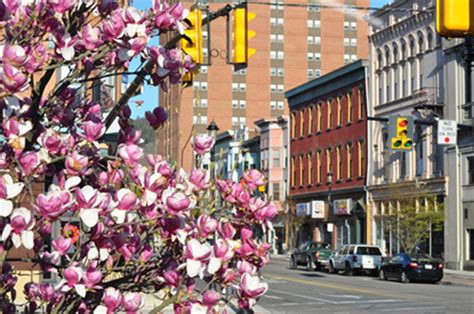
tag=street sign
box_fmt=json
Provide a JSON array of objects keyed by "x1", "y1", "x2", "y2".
[
  {"x1": 334, "y1": 199, "x2": 352, "y2": 215},
  {"x1": 437, "y1": 120, "x2": 457, "y2": 145},
  {"x1": 311, "y1": 201, "x2": 325, "y2": 219}
]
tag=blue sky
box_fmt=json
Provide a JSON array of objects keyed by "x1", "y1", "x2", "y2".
[{"x1": 129, "y1": 0, "x2": 392, "y2": 118}]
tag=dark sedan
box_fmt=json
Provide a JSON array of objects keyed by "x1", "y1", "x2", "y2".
[{"x1": 379, "y1": 253, "x2": 443, "y2": 283}]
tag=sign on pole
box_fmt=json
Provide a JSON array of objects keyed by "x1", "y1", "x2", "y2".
[{"x1": 437, "y1": 120, "x2": 457, "y2": 145}]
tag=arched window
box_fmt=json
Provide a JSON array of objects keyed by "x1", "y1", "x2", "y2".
[
  {"x1": 401, "y1": 39, "x2": 407, "y2": 59},
  {"x1": 337, "y1": 96, "x2": 343, "y2": 126},
  {"x1": 316, "y1": 150, "x2": 322, "y2": 184},
  {"x1": 299, "y1": 155, "x2": 304, "y2": 186},
  {"x1": 307, "y1": 152, "x2": 313, "y2": 185},
  {"x1": 378, "y1": 52, "x2": 383, "y2": 69},
  {"x1": 336, "y1": 146, "x2": 342, "y2": 180},
  {"x1": 409, "y1": 36, "x2": 415, "y2": 56},
  {"x1": 346, "y1": 143, "x2": 353, "y2": 179},
  {"x1": 427, "y1": 29, "x2": 433, "y2": 50},
  {"x1": 418, "y1": 32, "x2": 424, "y2": 53}
]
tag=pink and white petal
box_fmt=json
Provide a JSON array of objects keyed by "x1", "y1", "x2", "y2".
[
  {"x1": 61, "y1": 46, "x2": 75, "y2": 61},
  {"x1": 207, "y1": 257, "x2": 222, "y2": 275},
  {"x1": 111, "y1": 209, "x2": 126, "y2": 224},
  {"x1": 65, "y1": 176, "x2": 81, "y2": 190},
  {"x1": 0, "y1": 199, "x2": 13, "y2": 217},
  {"x1": 11, "y1": 233, "x2": 21, "y2": 248},
  {"x1": 186, "y1": 259, "x2": 202, "y2": 278},
  {"x1": 93, "y1": 305, "x2": 107, "y2": 314},
  {"x1": 6, "y1": 182, "x2": 24, "y2": 199},
  {"x1": 1, "y1": 224, "x2": 12, "y2": 241},
  {"x1": 80, "y1": 209, "x2": 100, "y2": 228},
  {"x1": 21, "y1": 230, "x2": 34, "y2": 249},
  {"x1": 74, "y1": 284, "x2": 86, "y2": 298}
]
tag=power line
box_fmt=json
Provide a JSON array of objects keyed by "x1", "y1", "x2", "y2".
[{"x1": 245, "y1": 1, "x2": 432, "y2": 13}]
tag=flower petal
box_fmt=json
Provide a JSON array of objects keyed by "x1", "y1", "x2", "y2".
[
  {"x1": 12, "y1": 234, "x2": 21, "y2": 248},
  {"x1": 65, "y1": 176, "x2": 81, "y2": 190},
  {"x1": 21, "y1": 230, "x2": 34, "y2": 249},
  {"x1": 75, "y1": 284, "x2": 86, "y2": 298},
  {"x1": 6, "y1": 182, "x2": 24, "y2": 199},
  {"x1": 80, "y1": 209, "x2": 99, "y2": 228},
  {"x1": 1, "y1": 224, "x2": 12, "y2": 241},
  {"x1": 0, "y1": 199, "x2": 13, "y2": 217},
  {"x1": 186, "y1": 259, "x2": 201, "y2": 278},
  {"x1": 207, "y1": 257, "x2": 222, "y2": 275}
]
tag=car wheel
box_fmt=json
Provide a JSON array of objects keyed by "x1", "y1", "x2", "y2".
[
  {"x1": 344, "y1": 262, "x2": 353, "y2": 276},
  {"x1": 290, "y1": 256, "x2": 297, "y2": 269},
  {"x1": 379, "y1": 269, "x2": 387, "y2": 281},
  {"x1": 328, "y1": 261, "x2": 336, "y2": 274},
  {"x1": 315, "y1": 263, "x2": 321, "y2": 271},
  {"x1": 371, "y1": 269, "x2": 380, "y2": 277},
  {"x1": 306, "y1": 256, "x2": 313, "y2": 271},
  {"x1": 400, "y1": 271, "x2": 410, "y2": 283}
]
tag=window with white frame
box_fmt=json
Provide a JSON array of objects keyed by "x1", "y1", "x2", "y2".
[
  {"x1": 307, "y1": 20, "x2": 314, "y2": 28},
  {"x1": 239, "y1": 68, "x2": 247, "y2": 75},
  {"x1": 307, "y1": 52, "x2": 314, "y2": 61},
  {"x1": 344, "y1": 54, "x2": 350, "y2": 62},
  {"x1": 270, "y1": 68, "x2": 277, "y2": 76},
  {"x1": 232, "y1": 100, "x2": 239, "y2": 109},
  {"x1": 315, "y1": 36, "x2": 321, "y2": 44},
  {"x1": 270, "y1": 101, "x2": 277, "y2": 110},
  {"x1": 270, "y1": 84, "x2": 276, "y2": 93},
  {"x1": 270, "y1": 34, "x2": 277, "y2": 43},
  {"x1": 351, "y1": 22, "x2": 357, "y2": 30},
  {"x1": 277, "y1": 34, "x2": 284, "y2": 43},
  {"x1": 232, "y1": 117, "x2": 239, "y2": 126},
  {"x1": 232, "y1": 83, "x2": 238, "y2": 92},
  {"x1": 193, "y1": 82, "x2": 199, "y2": 90},
  {"x1": 278, "y1": 68, "x2": 284, "y2": 76},
  {"x1": 315, "y1": 53, "x2": 321, "y2": 61},
  {"x1": 351, "y1": 38, "x2": 357, "y2": 46},
  {"x1": 203, "y1": 48, "x2": 208, "y2": 57},
  {"x1": 307, "y1": 36, "x2": 314, "y2": 44},
  {"x1": 200, "y1": 99, "x2": 208, "y2": 107},
  {"x1": 308, "y1": 69, "x2": 314, "y2": 78},
  {"x1": 270, "y1": 18, "x2": 276, "y2": 26},
  {"x1": 201, "y1": 115, "x2": 208, "y2": 125},
  {"x1": 270, "y1": 51, "x2": 276, "y2": 59},
  {"x1": 239, "y1": 117, "x2": 246, "y2": 127},
  {"x1": 277, "y1": 101, "x2": 284, "y2": 110},
  {"x1": 239, "y1": 83, "x2": 246, "y2": 92},
  {"x1": 239, "y1": 100, "x2": 246, "y2": 108},
  {"x1": 315, "y1": 69, "x2": 321, "y2": 77},
  {"x1": 201, "y1": 65, "x2": 208, "y2": 73},
  {"x1": 344, "y1": 21, "x2": 350, "y2": 30},
  {"x1": 277, "y1": 51, "x2": 284, "y2": 59},
  {"x1": 202, "y1": 31, "x2": 208, "y2": 39},
  {"x1": 278, "y1": 84, "x2": 284, "y2": 93},
  {"x1": 277, "y1": 18, "x2": 284, "y2": 26},
  {"x1": 344, "y1": 38, "x2": 350, "y2": 46},
  {"x1": 201, "y1": 82, "x2": 207, "y2": 91},
  {"x1": 351, "y1": 54, "x2": 357, "y2": 61},
  {"x1": 193, "y1": 115, "x2": 198, "y2": 124},
  {"x1": 314, "y1": 20, "x2": 320, "y2": 28}
]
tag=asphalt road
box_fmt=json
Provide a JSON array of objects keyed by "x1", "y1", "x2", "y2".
[{"x1": 258, "y1": 258, "x2": 474, "y2": 314}]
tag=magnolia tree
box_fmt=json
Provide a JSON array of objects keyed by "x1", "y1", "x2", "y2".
[{"x1": 0, "y1": 1, "x2": 276, "y2": 313}]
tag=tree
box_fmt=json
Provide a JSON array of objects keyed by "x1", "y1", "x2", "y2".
[
  {"x1": 0, "y1": 1, "x2": 274, "y2": 312},
  {"x1": 382, "y1": 195, "x2": 444, "y2": 255}
]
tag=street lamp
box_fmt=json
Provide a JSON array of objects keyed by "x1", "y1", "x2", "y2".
[
  {"x1": 326, "y1": 172, "x2": 333, "y2": 244},
  {"x1": 206, "y1": 120, "x2": 219, "y2": 176}
]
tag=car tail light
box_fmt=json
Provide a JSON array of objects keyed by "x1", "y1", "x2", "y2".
[
  {"x1": 408, "y1": 262, "x2": 419, "y2": 269},
  {"x1": 437, "y1": 263, "x2": 444, "y2": 269},
  {"x1": 352, "y1": 255, "x2": 358, "y2": 262}
]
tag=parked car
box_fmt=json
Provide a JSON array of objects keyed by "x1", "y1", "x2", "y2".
[
  {"x1": 379, "y1": 253, "x2": 443, "y2": 283},
  {"x1": 328, "y1": 244, "x2": 383, "y2": 276},
  {"x1": 290, "y1": 241, "x2": 332, "y2": 271}
]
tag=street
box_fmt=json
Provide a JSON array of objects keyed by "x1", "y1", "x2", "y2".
[{"x1": 258, "y1": 258, "x2": 474, "y2": 313}]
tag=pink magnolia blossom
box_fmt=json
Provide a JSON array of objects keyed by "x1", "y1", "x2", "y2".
[
  {"x1": 203, "y1": 290, "x2": 221, "y2": 308},
  {"x1": 249, "y1": 198, "x2": 277, "y2": 221},
  {"x1": 192, "y1": 134, "x2": 214, "y2": 155},
  {"x1": 65, "y1": 151, "x2": 89, "y2": 176},
  {"x1": 102, "y1": 10, "x2": 125, "y2": 40},
  {"x1": 18, "y1": 151, "x2": 42, "y2": 176},
  {"x1": 162, "y1": 187, "x2": 192, "y2": 215},
  {"x1": 2, "y1": 44, "x2": 27, "y2": 67},
  {"x1": 48, "y1": 0, "x2": 75, "y2": 14},
  {"x1": 118, "y1": 144, "x2": 143, "y2": 167},
  {"x1": 145, "y1": 106, "x2": 168, "y2": 129},
  {"x1": 189, "y1": 169, "x2": 209, "y2": 191},
  {"x1": 1, "y1": 207, "x2": 35, "y2": 249},
  {"x1": 0, "y1": 174, "x2": 24, "y2": 217},
  {"x1": 81, "y1": 120, "x2": 105, "y2": 142},
  {"x1": 208, "y1": 239, "x2": 234, "y2": 275},
  {"x1": 122, "y1": 292, "x2": 144, "y2": 314},
  {"x1": 217, "y1": 222, "x2": 236, "y2": 240},
  {"x1": 80, "y1": 25, "x2": 103, "y2": 50},
  {"x1": 1, "y1": 63, "x2": 28, "y2": 93},
  {"x1": 185, "y1": 239, "x2": 212, "y2": 278},
  {"x1": 38, "y1": 283, "x2": 55, "y2": 302},
  {"x1": 83, "y1": 266, "x2": 102, "y2": 289},
  {"x1": 239, "y1": 273, "x2": 268, "y2": 300},
  {"x1": 102, "y1": 287, "x2": 122, "y2": 313},
  {"x1": 243, "y1": 169, "x2": 266, "y2": 191},
  {"x1": 115, "y1": 188, "x2": 137, "y2": 210},
  {"x1": 163, "y1": 269, "x2": 179, "y2": 287},
  {"x1": 197, "y1": 215, "x2": 217, "y2": 238},
  {"x1": 34, "y1": 188, "x2": 71, "y2": 221},
  {"x1": 54, "y1": 33, "x2": 77, "y2": 61},
  {"x1": 52, "y1": 237, "x2": 72, "y2": 256}
]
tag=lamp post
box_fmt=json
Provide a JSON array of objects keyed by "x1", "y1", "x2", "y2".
[
  {"x1": 327, "y1": 172, "x2": 333, "y2": 245},
  {"x1": 206, "y1": 120, "x2": 219, "y2": 174}
]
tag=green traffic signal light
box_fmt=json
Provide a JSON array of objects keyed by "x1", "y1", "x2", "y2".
[
  {"x1": 393, "y1": 140, "x2": 402, "y2": 148},
  {"x1": 404, "y1": 140, "x2": 413, "y2": 148}
]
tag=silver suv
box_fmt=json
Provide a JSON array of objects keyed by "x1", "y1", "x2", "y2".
[{"x1": 328, "y1": 244, "x2": 383, "y2": 276}]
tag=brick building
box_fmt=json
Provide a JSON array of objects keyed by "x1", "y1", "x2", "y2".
[
  {"x1": 285, "y1": 60, "x2": 369, "y2": 250},
  {"x1": 158, "y1": 0, "x2": 369, "y2": 171}
]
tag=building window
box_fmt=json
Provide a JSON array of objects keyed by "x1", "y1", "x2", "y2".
[
  {"x1": 270, "y1": 101, "x2": 276, "y2": 110},
  {"x1": 357, "y1": 90, "x2": 363, "y2": 119},
  {"x1": 277, "y1": 51, "x2": 284, "y2": 60},
  {"x1": 344, "y1": 38, "x2": 350, "y2": 46},
  {"x1": 307, "y1": 153, "x2": 313, "y2": 185},
  {"x1": 415, "y1": 126, "x2": 424, "y2": 177},
  {"x1": 291, "y1": 112, "x2": 297, "y2": 139},
  {"x1": 291, "y1": 156, "x2": 296, "y2": 186},
  {"x1": 200, "y1": 99, "x2": 208, "y2": 108},
  {"x1": 346, "y1": 143, "x2": 353, "y2": 179},
  {"x1": 270, "y1": 67, "x2": 277, "y2": 76},
  {"x1": 351, "y1": 38, "x2": 357, "y2": 46},
  {"x1": 307, "y1": 36, "x2": 314, "y2": 45},
  {"x1": 351, "y1": 22, "x2": 357, "y2": 30},
  {"x1": 327, "y1": 100, "x2": 333, "y2": 129},
  {"x1": 308, "y1": 69, "x2": 314, "y2": 78},
  {"x1": 232, "y1": 83, "x2": 238, "y2": 92},
  {"x1": 270, "y1": 84, "x2": 276, "y2": 93},
  {"x1": 402, "y1": 80, "x2": 406, "y2": 97},
  {"x1": 344, "y1": 21, "x2": 350, "y2": 30},
  {"x1": 344, "y1": 54, "x2": 350, "y2": 63},
  {"x1": 232, "y1": 117, "x2": 238, "y2": 126},
  {"x1": 278, "y1": 68, "x2": 284, "y2": 76},
  {"x1": 273, "y1": 149, "x2": 280, "y2": 167},
  {"x1": 201, "y1": 65, "x2": 208, "y2": 73},
  {"x1": 277, "y1": 101, "x2": 284, "y2": 110},
  {"x1": 239, "y1": 100, "x2": 246, "y2": 109},
  {"x1": 307, "y1": 52, "x2": 314, "y2": 61},
  {"x1": 315, "y1": 70, "x2": 321, "y2": 77},
  {"x1": 336, "y1": 146, "x2": 342, "y2": 180},
  {"x1": 357, "y1": 140, "x2": 364, "y2": 177},
  {"x1": 468, "y1": 157, "x2": 474, "y2": 184},
  {"x1": 326, "y1": 148, "x2": 332, "y2": 175},
  {"x1": 337, "y1": 96, "x2": 342, "y2": 126},
  {"x1": 317, "y1": 103, "x2": 322, "y2": 132},
  {"x1": 308, "y1": 106, "x2": 314, "y2": 133},
  {"x1": 315, "y1": 53, "x2": 321, "y2": 61},
  {"x1": 232, "y1": 100, "x2": 239, "y2": 109},
  {"x1": 347, "y1": 92, "x2": 353, "y2": 123},
  {"x1": 299, "y1": 155, "x2": 304, "y2": 186},
  {"x1": 270, "y1": 51, "x2": 276, "y2": 59},
  {"x1": 394, "y1": 82, "x2": 398, "y2": 99},
  {"x1": 317, "y1": 150, "x2": 322, "y2": 183},
  {"x1": 278, "y1": 84, "x2": 284, "y2": 93},
  {"x1": 300, "y1": 109, "x2": 305, "y2": 137},
  {"x1": 239, "y1": 83, "x2": 246, "y2": 92},
  {"x1": 273, "y1": 183, "x2": 280, "y2": 201}
]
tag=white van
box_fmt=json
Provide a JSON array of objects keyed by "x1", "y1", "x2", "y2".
[{"x1": 328, "y1": 244, "x2": 383, "y2": 276}]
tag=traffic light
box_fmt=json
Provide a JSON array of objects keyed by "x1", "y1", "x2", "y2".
[
  {"x1": 389, "y1": 116, "x2": 414, "y2": 151},
  {"x1": 436, "y1": 0, "x2": 472, "y2": 37},
  {"x1": 233, "y1": 3, "x2": 256, "y2": 64},
  {"x1": 181, "y1": 8, "x2": 203, "y2": 64}
]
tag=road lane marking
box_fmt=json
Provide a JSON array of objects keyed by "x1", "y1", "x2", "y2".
[
  {"x1": 264, "y1": 273, "x2": 413, "y2": 300},
  {"x1": 278, "y1": 302, "x2": 325, "y2": 306},
  {"x1": 262, "y1": 295, "x2": 284, "y2": 300},
  {"x1": 270, "y1": 288, "x2": 339, "y2": 304},
  {"x1": 379, "y1": 306, "x2": 446, "y2": 312},
  {"x1": 320, "y1": 294, "x2": 362, "y2": 299}
]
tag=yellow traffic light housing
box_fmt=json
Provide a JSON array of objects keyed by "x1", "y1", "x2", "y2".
[
  {"x1": 233, "y1": 3, "x2": 256, "y2": 65},
  {"x1": 181, "y1": 8, "x2": 203, "y2": 64},
  {"x1": 389, "y1": 116, "x2": 414, "y2": 151},
  {"x1": 436, "y1": 0, "x2": 473, "y2": 37}
]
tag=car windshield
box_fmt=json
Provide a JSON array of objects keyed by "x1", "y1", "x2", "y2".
[
  {"x1": 409, "y1": 254, "x2": 432, "y2": 262},
  {"x1": 298, "y1": 242, "x2": 309, "y2": 250},
  {"x1": 316, "y1": 243, "x2": 331, "y2": 249},
  {"x1": 356, "y1": 247, "x2": 382, "y2": 255}
]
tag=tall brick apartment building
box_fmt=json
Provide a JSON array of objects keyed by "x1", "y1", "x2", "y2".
[
  {"x1": 285, "y1": 60, "x2": 369, "y2": 250},
  {"x1": 157, "y1": 0, "x2": 369, "y2": 171}
]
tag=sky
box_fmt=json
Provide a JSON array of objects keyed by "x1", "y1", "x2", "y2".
[{"x1": 129, "y1": 0, "x2": 393, "y2": 118}]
